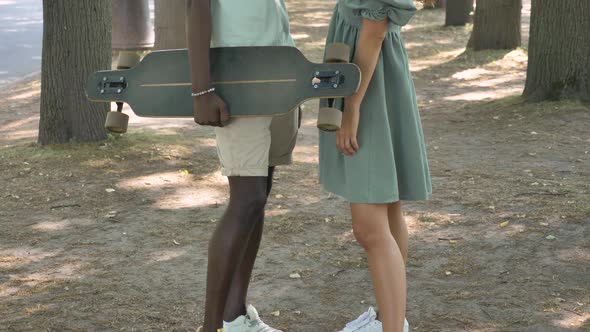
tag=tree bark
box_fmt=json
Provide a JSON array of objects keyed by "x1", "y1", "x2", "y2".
[
  {"x1": 39, "y1": 0, "x2": 111, "y2": 145},
  {"x1": 468, "y1": 0, "x2": 522, "y2": 50},
  {"x1": 523, "y1": 0, "x2": 590, "y2": 101},
  {"x1": 445, "y1": 0, "x2": 474, "y2": 26},
  {"x1": 154, "y1": 0, "x2": 187, "y2": 50}
]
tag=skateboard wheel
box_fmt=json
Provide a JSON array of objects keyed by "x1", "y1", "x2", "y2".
[
  {"x1": 116, "y1": 51, "x2": 142, "y2": 69},
  {"x1": 105, "y1": 111, "x2": 130, "y2": 134},
  {"x1": 325, "y1": 43, "x2": 351, "y2": 63},
  {"x1": 317, "y1": 107, "x2": 342, "y2": 132}
]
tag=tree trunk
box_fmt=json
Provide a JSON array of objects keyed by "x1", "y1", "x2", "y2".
[
  {"x1": 523, "y1": 0, "x2": 590, "y2": 101},
  {"x1": 468, "y1": 0, "x2": 522, "y2": 50},
  {"x1": 154, "y1": 0, "x2": 187, "y2": 50},
  {"x1": 39, "y1": 0, "x2": 111, "y2": 145},
  {"x1": 445, "y1": 0, "x2": 474, "y2": 26}
]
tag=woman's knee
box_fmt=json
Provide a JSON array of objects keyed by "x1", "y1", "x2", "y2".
[
  {"x1": 353, "y1": 222, "x2": 390, "y2": 249},
  {"x1": 351, "y1": 204, "x2": 392, "y2": 249}
]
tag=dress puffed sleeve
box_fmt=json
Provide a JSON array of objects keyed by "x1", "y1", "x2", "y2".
[{"x1": 344, "y1": 0, "x2": 417, "y2": 26}]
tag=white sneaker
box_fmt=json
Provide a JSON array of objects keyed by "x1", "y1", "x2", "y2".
[
  {"x1": 338, "y1": 307, "x2": 410, "y2": 332},
  {"x1": 223, "y1": 304, "x2": 283, "y2": 332}
]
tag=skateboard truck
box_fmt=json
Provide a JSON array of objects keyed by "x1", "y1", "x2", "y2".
[
  {"x1": 99, "y1": 76, "x2": 127, "y2": 95},
  {"x1": 312, "y1": 70, "x2": 345, "y2": 89}
]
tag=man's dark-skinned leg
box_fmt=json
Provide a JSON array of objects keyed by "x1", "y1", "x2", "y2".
[
  {"x1": 202, "y1": 168, "x2": 274, "y2": 332},
  {"x1": 222, "y1": 167, "x2": 275, "y2": 321}
]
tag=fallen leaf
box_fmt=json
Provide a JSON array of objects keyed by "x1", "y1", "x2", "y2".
[
  {"x1": 445, "y1": 271, "x2": 452, "y2": 276},
  {"x1": 500, "y1": 221, "x2": 510, "y2": 228},
  {"x1": 173, "y1": 240, "x2": 180, "y2": 245},
  {"x1": 545, "y1": 235, "x2": 556, "y2": 240},
  {"x1": 289, "y1": 273, "x2": 301, "y2": 279},
  {"x1": 275, "y1": 194, "x2": 284, "y2": 199},
  {"x1": 270, "y1": 311, "x2": 280, "y2": 317},
  {"x1": 105, "y1": 188, "x2": 116, "y2": 193}
]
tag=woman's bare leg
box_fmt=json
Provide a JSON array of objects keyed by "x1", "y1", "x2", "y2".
[
  {"x1": 351, "y1": 203, "x2": 406, "y2": 332},
  {"x1": 387, "y1": 201, "x2": 408, "y2": 264}
]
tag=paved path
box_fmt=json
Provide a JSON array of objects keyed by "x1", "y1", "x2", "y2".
[
  {"x1": 0, "y1": 1, "x2": 156, "y2": 89},
  {"x1": 0, "y1": 0, "x2": 43, "y2": 88}
]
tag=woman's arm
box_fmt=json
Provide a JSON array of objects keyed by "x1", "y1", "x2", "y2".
[
  {"x1": 337, "y1": 18, "x2": 388, "y2": 156},
  {"x1": 186, "y1": 0, "x2": 229, "y2": 126}
]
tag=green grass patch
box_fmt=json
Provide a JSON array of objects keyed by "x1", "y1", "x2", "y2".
[{"x1": 0, "y1": 131, "x2": 212, "y2": 163}]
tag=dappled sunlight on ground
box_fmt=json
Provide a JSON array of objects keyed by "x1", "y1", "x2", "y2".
[
  {"x1": 148, "y1": 249, "x2": 188, "y2": 263},
  {"x1": 553, "y1": 313, "x2": 590, "y2": 330},
  {"x1": 0, "y1": 246, "x2": 89, "y2": 303},
  {"x1": 152, "y1": 185, "x2": 226, "y2": 210},
  {"x1": 118, "y1": 170, "x2": 196, "y2": 190},
  {"x1": 7, "y1": 88, "x2": 39, "y2": 101},
  {"x1": 0, "y1": 128, "x2": 36, "y2": 142},
  {"x1": 31, "y1": 219, "x2": 77, "y2": 232},
  {"x1": 444, "y1": 88, "x2": 521, "y2": 101},
  {"x1": 409, "y1": 48, "x2": 465, "y2": 72},
  {"x1": 0, "y1": 248, "x2": 60, "y2": 271}
]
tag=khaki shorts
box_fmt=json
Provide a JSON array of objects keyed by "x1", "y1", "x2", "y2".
[{"x1": 214, "y1": 108, "x2": 300, "y2": 177}]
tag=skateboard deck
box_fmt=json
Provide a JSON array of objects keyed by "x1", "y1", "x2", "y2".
[{"x1": 87, "y1": 46, "x2": 360, "y2": 118}]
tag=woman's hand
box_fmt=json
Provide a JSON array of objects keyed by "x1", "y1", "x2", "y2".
[
  {"x1": 336, "y1": 101, "x2": 361, "y2": 156},
  {"x1": 334, "y1": 17, "x2": 387, "y2": 156},
  {"x1": 193, "y1": 92, "x2": 230, "y2": 127}
]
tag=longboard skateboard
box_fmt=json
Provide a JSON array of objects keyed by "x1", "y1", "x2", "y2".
[{"x1": 87, "y1": 45, "x2": 360, "y2": 133}]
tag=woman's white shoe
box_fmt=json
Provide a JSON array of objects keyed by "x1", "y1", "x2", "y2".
[{"x1": 338, "y1": 307, "x2": 409, "y2": 332}]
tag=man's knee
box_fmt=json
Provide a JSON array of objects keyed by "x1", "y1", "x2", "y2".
[{"x1": 228, "y1": 177, "x2": 269, "y2": 217}]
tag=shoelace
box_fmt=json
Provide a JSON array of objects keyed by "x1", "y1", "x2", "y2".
[
  {"x1": 344, "y1": 311, "x2": 373, "y2": 331},
  {"x1": 247, "y1": 318, "x2": 279, "y2": 332}
]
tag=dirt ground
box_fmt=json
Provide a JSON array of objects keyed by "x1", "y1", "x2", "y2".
[{"x1": 1, "y1": 1, "x2": 589, "y2": 331}]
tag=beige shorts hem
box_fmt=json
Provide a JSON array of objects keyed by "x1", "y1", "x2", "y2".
[{"x1": 221, "y1": 167, "x2": 269, "y2": 177}]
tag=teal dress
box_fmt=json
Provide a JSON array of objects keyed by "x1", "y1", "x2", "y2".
[{"x1": 319, "y1": 0, "x2": 432, "y2": 203}]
